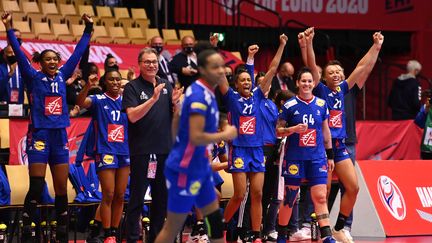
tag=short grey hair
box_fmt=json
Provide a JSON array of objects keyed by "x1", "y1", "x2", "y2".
[
  {"x1": 138, "y1": 47, "x2": 158, "y2": 63},
  {"x1": 407, "y1": 60, "x2": 422, "y2": 72}
]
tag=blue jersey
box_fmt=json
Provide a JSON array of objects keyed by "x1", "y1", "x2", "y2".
[
  {"x1": 313, "y1": 81, "x2": 349, "y2": 139},
  {"x1": 224, "y1": 87, "x2": 265, "y2": 147},
  {"x1": 261, "y1": 99, "x2": 278, "y2": 145},
  {"x1": 166, "y1": 80, "x2": 219, "y2": 176},
  {"x1": 89, "y1": 93, "x2": 129, "y2": 155},
  {"x1": 279, "y1": 96, "x2": 329, "y2": 160},
  {"x1": 8, "y1": 29, "x2": 90, "y2": 129},
  {"x1": 0, "y1": 63, "x2": 24, "y2": 104},
  {"x1": 212, "y1": 141, "x2": 226, "y2": 160}
]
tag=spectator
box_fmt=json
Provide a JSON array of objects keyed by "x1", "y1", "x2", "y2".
[
  {"x1": 122, "y1": 47, "x2": 182, "y2": 243},
  {"x1": 388, "y1": 60, "x2": 422, "y2": 120},
  {"x1": 268, "y1": 61, "x2": 296, "y2": 99},
  {"x1": 0, "y1": 45, "x2": 24, "y2": 104},
  {"x1": 169, "y1": 36, "x2": 198, "y2": 89},
  {"x1": 414, "y1": 91, "x2": 432, "y2": 159},
  {"x1": 150, "y1": 36, "x2": 176, "y2": 87}
]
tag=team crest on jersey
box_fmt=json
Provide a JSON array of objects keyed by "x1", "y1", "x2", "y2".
[
  {"x1": 234, "y1": 158, "x2": 244, "y2": 169},
  {"x1": 288, "y1": 164, "x2": 299, "y2": 175},
  {"x1": 108, "y1": 124, "x2": 124, "y2": 142},
  {"x1": 284, "y1": 99, "x2": 298, "y2": 109},
  {"x1": 34, "y1": 141, "x2": 45, "y2": 151},
  {"x1": 103, "y1": 154, "x2": 114, "y2": 165},
  {"x1": 316, "y1": 99, "x2": 325, "y2": 107},
  {"x1": 189, "y1": 181, "x2": 201, "y2": 195},
  {"x1": 44, "y1": 96, "x2": 62, "y2": 115},
  {"x1": 299, "y1": 129, "x2": 317, "y2": 147},
  {"x1": 329, "y1": 110, "x2": 343, "y2": 128},
  {"x1": 239, "y1": 116, "x2": 256, "y2": 135}
]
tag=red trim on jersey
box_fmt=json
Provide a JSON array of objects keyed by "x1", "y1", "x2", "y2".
[
  {"x1": 177, "y1": 173, "x2": 187, "y2": 188},
  {"x1": 104, "y1": 92, "x2": 121, "y2": 101},
  {"x1": 179, "y1": 142, "x2": 196, "y2": 168},
  {"x1": 196, "y1": 79, "x2": 215, "y2": 95},
  {"x1": 296, "y1": 95, "x2": 315, "y2": 104}
]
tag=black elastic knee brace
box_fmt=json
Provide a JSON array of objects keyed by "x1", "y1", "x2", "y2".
[
  {"x1": 283, "y1": 187, "x2": 299, "y2": 208},
  {"x1": 204, "y1": 209, "x2": 224, "y2": 239},
  {"x1": 23, "y1": 176, "x2": 45, "y2": 225}
]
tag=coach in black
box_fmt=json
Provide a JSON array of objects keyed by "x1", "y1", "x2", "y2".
[{"x1": 122, "y1": 47, "x2": 182, "y2": 243}]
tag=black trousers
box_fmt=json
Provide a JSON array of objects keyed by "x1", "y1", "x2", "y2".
[{"x1": 125, "y1": 154, "x2": 168, "y2": 243}]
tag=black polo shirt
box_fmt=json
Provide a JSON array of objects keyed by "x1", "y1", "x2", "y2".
[{"x1": 122, "y1": 75, "x2": 173, "y2": 155}]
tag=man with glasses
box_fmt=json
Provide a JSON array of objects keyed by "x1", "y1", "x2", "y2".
[
  {"x1": 169, "y1": 35, "x2": 198, "y2": 89},
  {"x1": 122, "y1": 47, "x2": 183, "y2": 243}
]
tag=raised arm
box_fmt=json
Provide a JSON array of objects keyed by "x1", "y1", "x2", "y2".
[
  {"x1": 76, "y1": 74, "x2": 98, "y2": 109},
  {"x1": 298, "y1": 32, "x2": 308, "y2": 66},
  {"x1": 61, "y1": 14, "x2": 93, "y2": 79},
  {"x1": 346, "y1": 32, "x2": 384, "y2": 89},
  {"x1": 2, "y1": 12, "x2": 36, "y2": 79},
  {"x1": 259, "y1": 34, "x2": 287, "y2": 95},
  {"x1": 246, "y1": 44, "x2": 259, "y2": 87},
  {"x1": 304, "y1": 27, "x2": 320, "y2": 88}
]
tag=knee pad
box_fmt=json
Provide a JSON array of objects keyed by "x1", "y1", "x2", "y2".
[
  {"x1": 27, "y1": 176, "x2": 45, "y2": 202},
  {"x1": 283, "y1": 187, "x2": 299, "y2": 208},
  {"x1": 204, "y1": 209, "x2": 224, "y2": 239}
]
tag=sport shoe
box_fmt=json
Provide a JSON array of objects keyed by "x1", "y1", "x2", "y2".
[
  {"x1": 332, "y1": 228, "x2": 354, "y2": 243},
  {"x1": 186, "y1": 233, "x2": 200, "y2": 243},
  {"x1": 264, "y1": 230, "x2": 278, "y2": 242},
  {"x1": 276, "y1": 234, "x2": 286, "y2": 243},
  {"x1": 198, "y1": 234, "x2": 210, "y2": 243},
  {"x1": 299, "y1": 227, "x2": 311, "y2": 238},
  {"x1": 322, "y1": 236, "x2": 337, "y2": 243},
  {"x1": 289, "y1": 228, "x2": 311, "y2": 241},
  {"x1": 103, "y1": 236, "x2": 116, "y2": 243},
  {"x1": 343, "y1": 229, "x2": 354, "y2": 241}
]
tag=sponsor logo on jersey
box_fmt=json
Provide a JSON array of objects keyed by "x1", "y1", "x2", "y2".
[
  {"x1": 284, "y1": 99, "x2": 298, "y2": 109},
  {"x1": 34, "y1": 141, "x2": 45, "y2": 151},
  {"x1": 44, "y1": 96, "x2": 62, "y2": 115},
  {"x1": 288, "y1": 164, "x2": 299, "y2": 175},
  {"x1": 336, "y1": 86, "x2": 341, "y2": 92},
  {"x1": 107, "y1": 124, "x2": 124, "y2": 143},
  {"x1": 191, "y1": 102, "x2": 207, "y2": 111},
  {"x1": 163, "y1": 88, "x2": 168, "y2": 94},
  {"x1": 189, "y1": 181, "x2": 201, "y2": 195},
  {"x1": 234, "y1": 157, "x2": 244, "y2": 169},
  {"x1": 319, "y1": 165, "x2": 327, "y2": 173},
  {"x1": 316, "y1": 99, "x2": 325, "y2": 107},
  {"x1": 294, "y1": 110, "x2": 300, "y2": 115},
  {"x1": 377, "y1": 175, "x2": 406, "y2": 221},
  {"x1": 103, "y1": 154, "x2": 114, "y2": 165},
  {"x1": 329, "y1": 110, "x2": 343, "y2": 128},
  {"x1": 140, "y1": 91, "x2": 148, "y2": 100},
  {"x1": 103, "y1": 105, "x2": 109, "y2": 110},
  {"x1": 239, "y1": 116, "x2": 256, "y2": 135},
  {"x1": 299, "y1": 129, "x2": 317, "y2": 147}
]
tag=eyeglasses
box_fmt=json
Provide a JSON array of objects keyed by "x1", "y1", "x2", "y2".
[{"x1": 140, "y1": 60, "x2": 158, "y2": 66}]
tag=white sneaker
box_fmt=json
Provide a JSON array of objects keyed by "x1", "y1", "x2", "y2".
[
  {"x1": 288, "y1": 228, "x2": 311, "y2": 241},
  {"x1": 332, "y1": 228, "x2": 354, "y2": 243},
  {"x1": 186, "y1": 233, "x2": 200, "y2": 243},
  {"x1": 264, "y1": 230, "x2": 278, "y2": 241},
  {"x1": 198, "y1": 234, "x2": 210, "y2": 243},
  {"x1": 299, "y1": 227, "x2": 311, "y2": 238},
  {"x1": 342, "y1": 229, "x2": 354, "y2": 241}
]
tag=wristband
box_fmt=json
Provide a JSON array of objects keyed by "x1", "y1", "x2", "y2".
[
  {"x1": 84, "y1": 22, "x2": 94, "y2": 34},
  {"x1": 326, "y1": 148, "x2": 334, "y2": 160}
]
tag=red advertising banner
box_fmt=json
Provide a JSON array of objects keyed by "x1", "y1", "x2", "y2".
[
  {"x1": 0, "y1": 40, "x2": 242, "y2": 72},
  {"x1": 358, "y1": 160, "x2": 432, "y2": 236},
  {"x1": 176, "y1": 0, "x2": 432, "y2": 31},
  {"x1": 9, "y1": 118, "x2": 91, "y2": 165},
  {"x1": 356, "y1": 120, "x2": 422, "y2": 160}
]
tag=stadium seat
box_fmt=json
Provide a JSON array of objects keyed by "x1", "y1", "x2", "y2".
[
  {"x1": 71, "y1": 23, "x2": 84, "y2": 38},
  {"x1": 92, "y1": 25, "x2": 111, "y2": 43},
  {"x1": 113, "y1": 7, "x2": 133, "y2": 28},
  {"x1": 59, "y1": 3, "x2": 81, "y2": 25},
  {"x1": 33, "y1": 22, "x2": 56, "y2": 40},
  {"x1": 144, "y1": 28, "x2": 160, "y2": 42},
  {"x1": 52, "y1": 23, "x2": 75, "y2": 42},
  {"x1": 5, "y1": 165, "x2": 76, "y2": 205},
  {"x1": 41, "y1": 2, "x2": 62, "y2": 18},
  {"x1": 108, "y1": 26, "x2": 130, "y2": 44},
  {"x1": 0, "y1": 22, "x2": 5, "y2": 37},
  {"x1": 46, "y1": 15, "x2": 65, "y2": 25},
  {"x1": 12, "y1": 20, "x2": 36, "y2": 39},
  {"x1": 162, "y1": 29, "x2": 181, "y2": 45},
  {"x1": 11, "y1": 12, "x2": 26, "y2": 21},
  {"x1": 179, "y1": 29, "x2": 194, "y2": 39},
  {"x1": 2, "y1": 0, "x2": 21, "y2": 13},
  {"x1": 21, "y1": 1, "x2": 40, "y2": 14},
  {"x1": 126, "y1": 27, "x2": 147, "y2": 44},
  {"x1": 78, "y1": 4, "x2": 95, "y2": 18},
  {"x1": 131, "y1": 8, "x2": 149, "y2": 29},
  {"x1": 0, "y1": 119, "x2": 9, "y2": 149}
]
